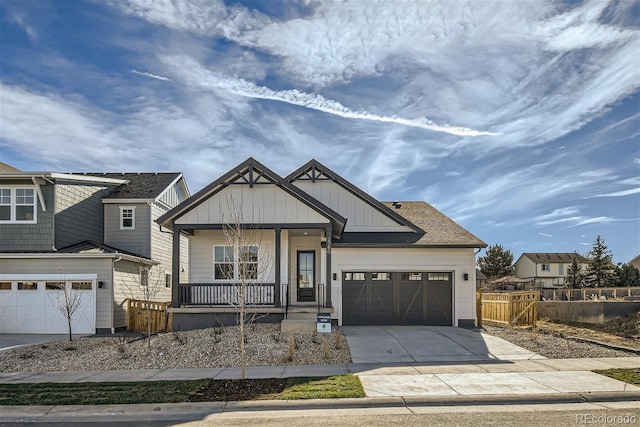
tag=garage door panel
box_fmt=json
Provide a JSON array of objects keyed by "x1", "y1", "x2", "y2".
[
  {"x1": 426, "y1": 281, "x2": 452, "y2": 326},
  {"x1": 398, "y1": 282, "x2": 424, "y2": 324},
  {"x1": 342, "y1": 280, "x2": 367, "y2": 325}
]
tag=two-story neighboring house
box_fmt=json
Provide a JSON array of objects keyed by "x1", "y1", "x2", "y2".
[
  {"x1": 514, "y1": 253, "x2": 590, "y2": 288},
  {"x1": 0, "y1": 169, "x2": 189, "y2": 334}
]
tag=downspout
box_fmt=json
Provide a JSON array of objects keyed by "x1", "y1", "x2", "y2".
[{"x1": 111, "y1": 256, "x2": 122, "y2": 334}]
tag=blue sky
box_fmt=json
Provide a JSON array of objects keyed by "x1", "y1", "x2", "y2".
[{"x1": 0, "y1": 0, "x2": 638, "y2": 263}]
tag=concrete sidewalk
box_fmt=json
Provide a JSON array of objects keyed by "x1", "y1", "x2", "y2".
[{"x1": 1, "y1": 357, "x2": 638, "y2": 398}]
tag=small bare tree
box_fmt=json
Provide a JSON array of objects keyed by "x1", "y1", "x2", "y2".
[
  {"x1": 137, "y1": 265, "x2": 166, "y2": 348},
  {"x1": 220, "y1": 199, "x2": 273, "y2": 379},
  {"x1": 52, "y1": 280, "x2": 83, "y2": 342}
]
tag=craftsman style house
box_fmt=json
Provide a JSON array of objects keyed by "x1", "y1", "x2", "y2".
[
  {"x1": 157, "y1": 158, "x2": 486, "y2": 331},
  {"x1": 0, "y1": 170, "x2": 189, "y2": 334},
  {"x1": 514, "y1": 253, "x2": 591, "y2": 288}
]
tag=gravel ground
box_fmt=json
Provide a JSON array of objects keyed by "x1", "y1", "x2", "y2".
[
  {"x1": 2, "y1": 323, "x2": 636, "y2": 373},
  {"x1": 0, "y1": 324, "x2": 351, "y2": 372},
  {"x1": 481, "y1": 325, "x2": 635, "y2": 359}
]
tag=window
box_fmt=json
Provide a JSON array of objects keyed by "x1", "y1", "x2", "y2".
[
  {"x1": 558, "y1": 263, "x2": 564, "y2": 275},
  {"x1": 72, "y1": 281, "x2": 92, "y2": 290},
  {"x1": 140, "y1": 267, "x2": 149, "y2": 287},
  {"x1": 165, "y1": 273, "x2": 171, "y2": 288},
  {"x1": 343, "y1": 272, "x2": 365, "y2": 281},
  {"x1": 542, "y1": 264, "x2": 550, "y2": 272},
  {"x1": 17, "y1": 282, "x2": 37, "y2": 290},
  {"x1": 214, "y1": 245, "x2": 258, "y2": 281},
  {"x1": 371, "y1": 272, "x2": 391, "y2": 280},
  {"x1": 401, "y1": 272, "x2": 422, "y2": 281},
  {"x1": 0, "y1": 187, "x2": 36, "y2": 223},
  {"x1": 427, "y1": 273, "x2": 451, "y2": 281},
  {"x1": 45, "y1": 282, "x2": 65, "y2": 290},
  {"x1": 120, "y1": 206, "x2": 135, "y2": 229},
  {"x1": 0, "y1": 282, "x2": 11, "y2": 290}
]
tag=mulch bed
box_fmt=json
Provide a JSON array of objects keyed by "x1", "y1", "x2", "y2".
[{"x1": 189, "y1": 379, "x2": 288, "y2": 401}]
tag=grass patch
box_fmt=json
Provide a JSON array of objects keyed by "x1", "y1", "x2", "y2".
[
  {"x1": 282, "y1": 374, "x2": 365, "y2": 399},
  {"x1": 594, "y1": 369, "x2": 640, "y2": 385},
  {"x1": 0, "y1": 380, "x2": 209, "y2": 406},
  {"x1": 0, "y1": 374, "x2": 365, "y2": 405}
]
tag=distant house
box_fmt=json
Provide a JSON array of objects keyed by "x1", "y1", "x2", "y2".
[
  {"x1": 0, "y1": 170, "x2": 189, "y2": 334},
  {"x1": 157, "y1": 158, "x2": 486, "y2": 331},
  {"x1": 629, "y1": 255, "x2": 640, "y2": 270},
  {"x1": 514, "y1": 253, "x2": 590, "y2": 288}
]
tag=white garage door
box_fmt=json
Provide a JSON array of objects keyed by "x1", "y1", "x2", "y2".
[{"x1": 0, "y1": 275, "x2": 96, "y2": 334}]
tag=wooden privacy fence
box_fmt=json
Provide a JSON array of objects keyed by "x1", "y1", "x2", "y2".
[
  {"x1": 127, "y1": 299, "x2": 172, "y2": 334},
  {"x1": 479, "y1": 291, "x2": 539, "y2": 327}
]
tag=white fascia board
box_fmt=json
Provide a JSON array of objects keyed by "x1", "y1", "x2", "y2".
[
  {"x1": 49, "y1": 173, "x2": 129, "y2": 185},
  {"x1": 0, "y1": 273, "x2": 97, "y2": 281},
  {"x1": 0, "y1": 252, "x2": 158, "y2": 265},
  {"x1": 102, "y1": 198, "x2": 154, "y2": 204}
]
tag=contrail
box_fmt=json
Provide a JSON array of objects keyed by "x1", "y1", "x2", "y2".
[
  {"x1": 161, "y1": 56, "x2": 498, "y2": 137},
  {"x1": 132, "y1": 70, "x2": 172, "y2": 82}
]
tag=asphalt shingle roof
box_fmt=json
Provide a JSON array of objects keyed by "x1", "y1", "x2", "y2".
[
  {"x1": 57, "y1": 240, "x2": 151, "y2": 260},
  {"x1": 381, "y1": 201, "x2": 486, "y2": 247},
  {"x1": 522, "y1": 253, "x2": 590, "y2": 263},
  {"x1": 81, "y1": 173, "x2": 181, "y2": 199}
]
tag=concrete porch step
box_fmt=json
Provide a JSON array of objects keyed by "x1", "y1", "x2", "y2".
[{"x1": 280, "y1": 318, "x2": 317, "y2": 334}]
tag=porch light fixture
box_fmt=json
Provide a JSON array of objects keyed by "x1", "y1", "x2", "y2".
[{"x1": 463, "y1": 273, "x2": 469, "y2": 281}]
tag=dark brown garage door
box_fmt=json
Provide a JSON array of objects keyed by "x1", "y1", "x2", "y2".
[{"x1": 342, "y1": 272, "x2": 452, "y2": 326}]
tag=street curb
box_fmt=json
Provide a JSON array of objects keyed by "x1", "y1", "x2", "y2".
[{"x1": 2, "y1": 391, "x2": 640, "y2": 420}]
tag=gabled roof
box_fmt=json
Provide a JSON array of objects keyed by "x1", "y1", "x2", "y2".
[
  {"x1": 81, "y1": 173, "x2": 183, "y2": 200},
  {"x1": 57, "y1": 240, "x2": 155, "y2": 264},
  {"x1": 0, "y1": 162, "x2": 20, "y2": 172},
  {"x1": 156, "y1": 158, "x2": 346, "y2": 237},
  {"x1": 380, "y1": 201, "x2": 486, "y2": 247},
  {"x1": 520, "y1": 253, "x2": 590, "y2": 263},
  {"x1": 287, "y1": 159, "x2": 424, "y2": 234}
]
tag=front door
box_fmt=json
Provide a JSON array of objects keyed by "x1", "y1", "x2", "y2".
[{"x1": 296, "y1": 250, "x2": 316, "y2": 302}]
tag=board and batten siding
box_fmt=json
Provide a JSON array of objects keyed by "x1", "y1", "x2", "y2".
[
  {"x1": 0, "y1": 180, "x2": 54, "y2": 251},
  {"x1": 55, "y1": 182, "x2": 114, "y2": 249},
  {"x1": 158, "y1": 180, "x2": 187, "y2": 207},
  {"x1": 175, "y1": 185, "x2": 330, "y2": 225},
  {"x1": 294, "y1": 181, "x2": 411, "y2": 232},
  {"x1": 188, "y1": 229, "x2": 276, "y2": 283},
  {"x1": 104, "y1": 203, "x2": 151, "y2": 257},
  {"x1": 0, "y1": 257, "x2": 114, "y2": 330},
  {"x1": 331, "y1": 247, "x2": 477, "y2": 326}
]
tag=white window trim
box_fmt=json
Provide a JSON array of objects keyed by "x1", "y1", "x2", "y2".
[
  {"x1": 0, "y1": 186, "x2": 37, "y2": 224},
  {"x1": 212, "y1": 244, "x2": 259, "y2": 282},
  {"x1": 119, "y1": 206, "x2": 136, "y2": 230}
]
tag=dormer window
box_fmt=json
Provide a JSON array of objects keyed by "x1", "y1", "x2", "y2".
[
  {"x1": 0, "y1": 187, "x2": 37, "y2": 223},
  {"x1": 120, "y1": 206, "x2": 135, "y2": 229}
]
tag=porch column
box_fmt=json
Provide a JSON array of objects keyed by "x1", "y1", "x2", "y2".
[
  {"x1": 171, "y1": 226, "x2": 181, "y2": 308},
  {"x1": 325, "y1": 225, "x2": 332, "y2": 308},
  {"x1": 274, "y1": 227, "x2": 281, "y2": 307}
]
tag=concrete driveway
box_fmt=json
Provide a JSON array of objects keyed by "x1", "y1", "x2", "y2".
[
  {"x1": 342, "y1": 326, "x2": 543, "y2": 363},
  {"x1": 0, "y1": 334, "x2": 70, "y2": 352}
]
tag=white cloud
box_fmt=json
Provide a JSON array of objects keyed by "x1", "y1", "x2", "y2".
[
  {"x1": 159, "y1": 55, "x2": 495, "y2": 136},
  {"x1": 535, "y1": 207, "x2": 581, "y2": 222},
  {"x1": 537, "y1": 232, "x2": 553, "y2": 237},
  {"x1": 584, "y1": 188, "x2": 640, "y2": 198}
]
